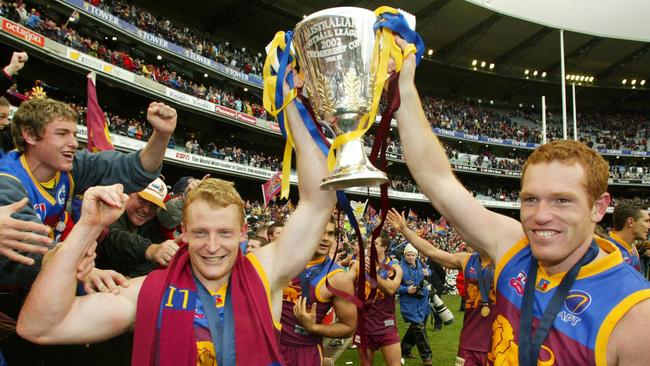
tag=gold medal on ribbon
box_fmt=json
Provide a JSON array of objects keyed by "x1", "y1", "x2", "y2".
[{"x1": 481, "y1": 304, "x2": 490, "y2": 317}]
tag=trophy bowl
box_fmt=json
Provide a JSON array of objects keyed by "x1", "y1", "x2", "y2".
[{"x1": 293, "y1": 7, "x2": 389, "y2": 191}]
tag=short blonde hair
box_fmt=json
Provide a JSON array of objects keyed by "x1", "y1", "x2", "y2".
[
  {"x1": 183, "y1": 178, "x2": 245, "y2": 226},
  {"x1": 522, "y1": 140, "x2": 609, "y2": 202}
]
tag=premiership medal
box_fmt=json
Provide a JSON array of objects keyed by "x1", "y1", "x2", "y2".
[
  {"x1": 477, "y1": 257, "x2": 494, "y2": 318},
  {"x1": 480, "y1": 303, "x2": 490, "y2": 317}
]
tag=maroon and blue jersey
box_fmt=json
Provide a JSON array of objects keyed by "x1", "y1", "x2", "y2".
[
  {"x1": 0, "y1": 151, "x2": 73, "y2": 242},
  {"x1": 358, "y1": 256, "x2": 399, "y2": 336},
  {"x1": 281, "y1": 256, "x2": 343, "y2": 346},
  {"x1": 607, "y1": 232, "x2": 641, "y2": 272},
  {"x1": 488, "y1": 236, "x2": 650, "y2": 365},
  {"x1": 459, "y1": 252, "x2": 496, "y2": 353}
]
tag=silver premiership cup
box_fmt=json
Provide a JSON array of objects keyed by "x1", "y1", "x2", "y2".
[{"x1": 293, "y1": 7, "x2": 389, "y2": 191}]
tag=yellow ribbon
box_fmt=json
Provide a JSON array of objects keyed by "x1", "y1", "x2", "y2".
[{"x1": 263, "y1": 31, "x2": 298, "y2": 199}]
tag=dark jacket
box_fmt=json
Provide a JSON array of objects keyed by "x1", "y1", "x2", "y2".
[
  {"x1": 1, "y1": 69, "x2": 15, "y2": 155},
  {"x1": 426, "y1": 258, "x2": 446, "y2": 295},
  {"x1": 1, "y1": 69, "x2": 12, "y2": 93},
  {"x1": 96, "y1": 214, "x2": 168, "y2": 278}
]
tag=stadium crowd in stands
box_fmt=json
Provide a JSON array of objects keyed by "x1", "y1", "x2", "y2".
[
  {"x1": 65, "y1": 103, "x2": 650, "y2": 199},
  {"x1": 97, "y1": 0, "x2": 265, "y2": 75},
  {"x1": 3, "y1": 0, "x2": 650, "y2": 156},
  {"x1": 0, "y1": 1, "x2": 271, "y2": 122}
]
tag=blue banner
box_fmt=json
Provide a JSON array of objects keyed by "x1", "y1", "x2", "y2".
[
  {"x1": 62, "y1": 0, "x2": 263, "y2": 87},
  {"x1": 431, "y1": 127, "x2": 650, "y2": 157}
]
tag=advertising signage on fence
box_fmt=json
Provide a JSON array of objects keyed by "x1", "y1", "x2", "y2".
[
  {"x1": 215, "y1": 105, "x2": 238, "y2": 119},
  {"x1": 432, "y1": 127, "x2": 538, "y2": 149},
  {"x1": 66, "y1": 48, "x2": 134, "y2": 82},
  {"x1": 451, "y1": 163, "x2": 522, "y2": 177},
  {"x1": 81, "y1": 1, "x2": 121, "y2": 25},
  {"x1": 1, "y1": 18, "x2": 45, "y2": 47},
  {"x1": 236, "y1": 112, "x2": 257, "y2": 125}
]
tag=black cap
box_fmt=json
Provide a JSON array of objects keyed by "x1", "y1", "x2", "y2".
[{"x1": 172, "y1": 176, "x2": 192, "y2": 195}]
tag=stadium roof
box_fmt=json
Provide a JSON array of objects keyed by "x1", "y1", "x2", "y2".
[{"x1": 140, "y1": 0, "x2": 649, "y2": 108}]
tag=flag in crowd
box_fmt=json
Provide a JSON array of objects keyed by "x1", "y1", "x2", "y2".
[
  {"x1": 435, "y1": 216, "x2": 448, "y2": 234},
  {"x1": 350, "y1": 199, "x2": 368, "y2": 221},
  {"x1": 261, "y1": 171, "x2": 282, "y2": 206},
  {"x1": 86, "y1": 72, "x2": 114, "y2": 152}
]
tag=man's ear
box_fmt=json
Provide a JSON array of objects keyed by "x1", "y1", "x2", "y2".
[
  {"x1": 592, "y1": 192, "x2": 611, "y2": 222},
  {"x1": 179, "y1": 223, "x2": 188, "y2": 244},
  {"x1": 240, "y1": 224, "x2": 248, "y2": 241},
  {"x1": 22, "y1": 127, "x2": 38, "y2": 146}
]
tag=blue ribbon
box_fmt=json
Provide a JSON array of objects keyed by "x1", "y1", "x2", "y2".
[
  {"x1": 296, "y1": 101, "x2": 330, "y2": 156},
  {"x1": 294, "y1": 98, "x2": 360, "y2": 229},
  {"x1": 273, "y1": 31, "x2": 295, "y2": 139},
  {"x1": 373, "y1": 12, "x2": 425, "y2": 65}
]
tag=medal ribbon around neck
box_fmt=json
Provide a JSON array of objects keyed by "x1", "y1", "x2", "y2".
[
  {"x1": 477, "y1": 259, "x2": 494, "y2": 317},
  {"x1": 518, "y1": 241, "x2": 599, "y2": 366}
]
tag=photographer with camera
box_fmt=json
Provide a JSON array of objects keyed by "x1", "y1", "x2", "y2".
[{"x1": 398, "y1": 244, "x2": 432, "y2": 365}]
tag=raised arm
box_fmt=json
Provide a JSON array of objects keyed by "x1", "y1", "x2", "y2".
[
  {"x1": 17, "y1": 185, "x2": 142, "y2": 345},
  {"x1": 257, "y1": 71, "x2": 336, "y2": 290},
  {"x1": 139, "y1": 102, "x2": 177, "y2": 172},
  {"x1": 392, "y1": 38, "x2": 522, "y2": 263},
  {"x1": 386, "y1": 208, "x2": 467, "y2": 270}
]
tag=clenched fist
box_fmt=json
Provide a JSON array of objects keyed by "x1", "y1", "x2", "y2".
[{"x1": 147, "y1": 102, "x2": 177, "y2": 135}]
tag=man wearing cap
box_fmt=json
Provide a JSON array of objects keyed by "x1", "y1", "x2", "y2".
[
  {"x1": 398, "y1": 243, "x2": 432, "y2": 365},
  {"x1": 95, "y1": 178, "x2": 179, "y2": 278}
]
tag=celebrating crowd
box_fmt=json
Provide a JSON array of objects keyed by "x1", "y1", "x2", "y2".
[{"x1": 98, "y1": 0, "x2": 265, "y2": 76}]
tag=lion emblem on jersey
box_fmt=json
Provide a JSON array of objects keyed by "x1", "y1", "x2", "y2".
[{"x1": 488, "y1": 315, "x2": 555, "y2": 366}]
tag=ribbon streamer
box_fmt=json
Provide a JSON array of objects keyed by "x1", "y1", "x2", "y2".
[{"x1": 262, "y1": 31, "x2": 297, "y2": 199}]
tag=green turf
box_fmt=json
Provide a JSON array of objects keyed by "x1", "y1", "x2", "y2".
[{"x1": 335, "y1": 295, "x2": 463, "y2": 365}]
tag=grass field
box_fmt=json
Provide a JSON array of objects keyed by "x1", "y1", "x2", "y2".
[{"x1": 335, "y1": 295, "x2": 463, "y2": 365}]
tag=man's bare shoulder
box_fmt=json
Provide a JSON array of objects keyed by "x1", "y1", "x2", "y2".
[
  {"x1": 328, "y1": 269, "x2": 353, "y2": 288},
  {"x1": 607, "y1": 296, "x2": 650, "y2": 365}
]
